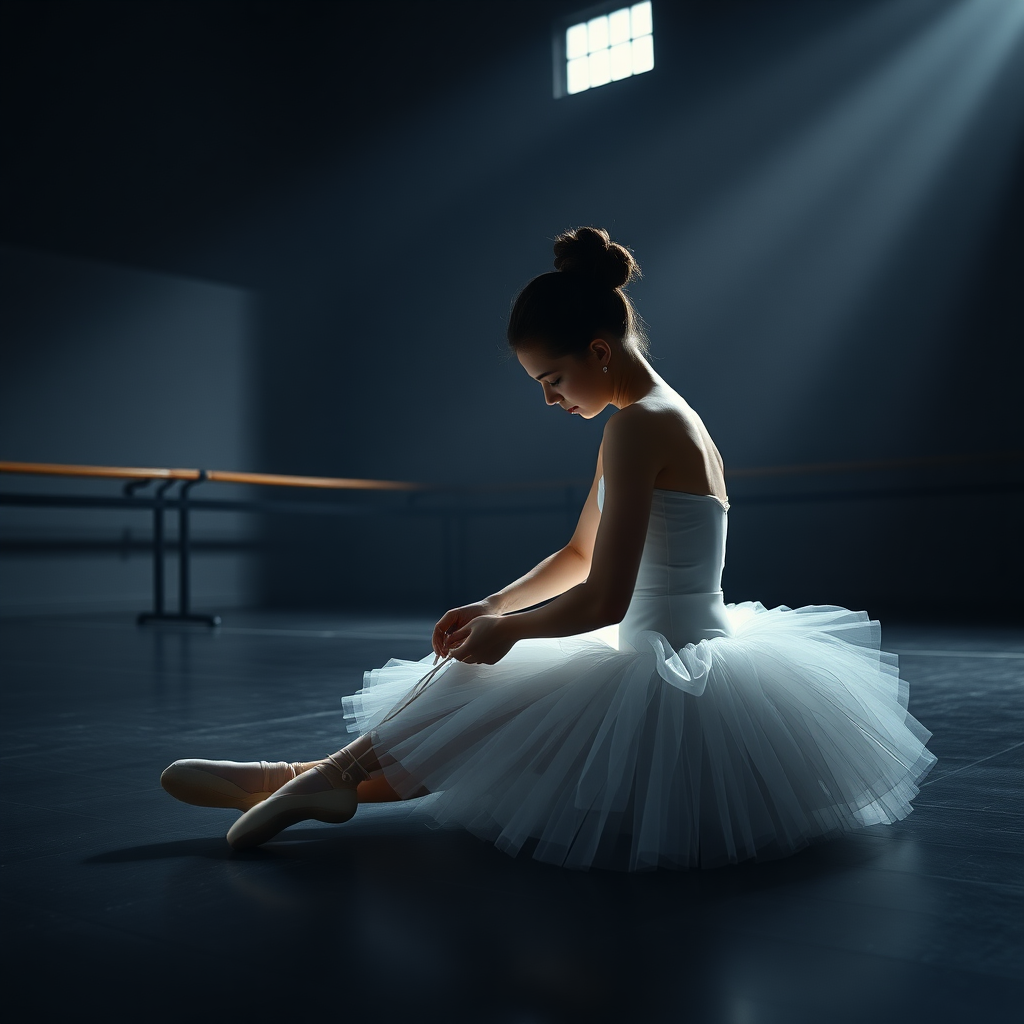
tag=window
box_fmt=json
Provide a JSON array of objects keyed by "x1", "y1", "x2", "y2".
[{"x1": 557, "y1": 2, "x2": 654, "y2": 98}]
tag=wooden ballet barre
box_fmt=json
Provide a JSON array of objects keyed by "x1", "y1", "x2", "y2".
[
  {"x1": 0, "y1": 461, "x2": 201, "y2": 481},
  {"x1": 0, "y1": 461, "x2": 419, "y2": 490},
  {"x1": 726, "y1": 450, "x2": 1024, "y2": 480},
  {"x1": 4, "y1": 450, "x2": 1019, "y2": 489},
  {"x1": 2, "y1": 453, "x2": 1020, "y2": 628},
  {"x1": 204, "y1": 469, "x2": 418, "y2": 491},
  {"x1": 0, "y1": 461, "x2": 420, "y2": 628}
]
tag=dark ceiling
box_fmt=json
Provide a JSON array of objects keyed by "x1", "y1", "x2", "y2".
[{"x1": 0, "y1": 0, "x2": 575, "y2": 267}]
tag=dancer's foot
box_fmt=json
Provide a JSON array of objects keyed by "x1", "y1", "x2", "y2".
[
  {"x1": 160, "y1": 759, "x2": 308, "y2": 812},
  {"x1": 226, "y1": 751, "x2": 365, "y2": 850}
]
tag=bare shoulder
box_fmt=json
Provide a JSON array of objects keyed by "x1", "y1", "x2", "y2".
[
  {"x1": 604, "y1": 398, "x2": 676, "y2": 436},
  {"x1": 683, "y1": 402, "x2": 725, "y2": 470},
  {"x1": 601, "y1": 402, "x2": 664, "y2": 454},
  {"x1": 605, "y1": 396, "x2": 696, "y2": 447},
  {"x1": 607, "y1": 393, "x2": 727, "y2": 496}
]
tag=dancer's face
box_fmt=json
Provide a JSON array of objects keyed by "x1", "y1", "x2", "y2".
[{"x1": 516, "y1": 340, "x2": 612, "y2": 420}]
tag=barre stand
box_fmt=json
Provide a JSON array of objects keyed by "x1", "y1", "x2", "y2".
[{"x1": 131, "y1": 471, "x2": 221, "y2": 627}]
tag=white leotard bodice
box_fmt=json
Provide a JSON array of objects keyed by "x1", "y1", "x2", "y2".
[{"x1": 597, "y1": 477, "x2": 733, "y2": 649}]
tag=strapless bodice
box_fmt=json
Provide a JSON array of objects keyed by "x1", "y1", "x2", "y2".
[{"x1": 597, "y1": 477, "x2": 732, "y2": 649}]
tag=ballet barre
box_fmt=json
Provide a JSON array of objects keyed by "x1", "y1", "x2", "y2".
[
  {"x1": 0, "y1": 461, "x2": 590, "y2": 627},
  {"x1": 2, "y1": 453, "x2": 1021, "y2": 626},
  {"x1": 0, "y1": 461, "x2": 421, "y2": 626}
]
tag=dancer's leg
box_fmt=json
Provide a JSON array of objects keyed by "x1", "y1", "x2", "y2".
[
  {"x1": 291, "y1": 744, "x2": 402, "y2": 803},
  {"x1": 283, "y1": 734, "x2": 426, "y2": 800},
  {"x1": 357, "y1": 776, "x2": 404, "y2": 802},
  {"x1": 226, "y1": 731, "x2": 432, "y2": 847}
]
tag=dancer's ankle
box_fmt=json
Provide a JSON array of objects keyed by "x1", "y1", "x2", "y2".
[{"x1": 313, "y1": 750, "x2": 371, "y2": 790}]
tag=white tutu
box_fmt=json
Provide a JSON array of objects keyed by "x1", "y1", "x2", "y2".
[
  {"x1": 343, "y1": 483, "x2": 935, "y2": 871},
  {"x1": 343, "y1": 601, "x2": 936, "y2": 871}
]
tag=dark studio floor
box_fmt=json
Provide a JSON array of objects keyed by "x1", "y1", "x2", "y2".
[{"x1": 1, "y1": 611, "x2": 1021, "y2": 1023}]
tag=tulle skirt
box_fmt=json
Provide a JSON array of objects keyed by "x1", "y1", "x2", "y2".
[{"x1": 342, "y1": 602, "x2": 936, "y2": 872}]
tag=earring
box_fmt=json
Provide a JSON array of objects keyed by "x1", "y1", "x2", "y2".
[{"x1": 602, "y1": 366, "x2": 609, "y2": 373}]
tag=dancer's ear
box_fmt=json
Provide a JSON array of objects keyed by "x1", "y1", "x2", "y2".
[{"x1": 588, "y1": 338, "x2": 612, "y2": 371}]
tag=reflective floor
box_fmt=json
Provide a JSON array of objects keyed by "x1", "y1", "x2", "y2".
[{"x1": 2, "y1": 612, "x2": 1021, "y2": 1022}]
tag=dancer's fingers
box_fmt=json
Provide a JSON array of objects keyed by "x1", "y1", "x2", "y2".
[{"x1": 432, "y1": 609, "x2": 459, "y2": 651}]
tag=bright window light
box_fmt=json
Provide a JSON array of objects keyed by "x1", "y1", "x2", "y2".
[
  {"x1": 564, "y1": 2, "x2": 654, "y2": 96},
  {"x1": 608, "y1": 8, "x2": 630, "y2": 46},
  {"x1": 566, "y1": 22, "x2": 589, "y2": 61},
  {"x1": 630, "y1": 0, "x2": 653, "y2": 38},
  {"x1": 588, "y1": 16, "x2": 609, "y2": 53}
]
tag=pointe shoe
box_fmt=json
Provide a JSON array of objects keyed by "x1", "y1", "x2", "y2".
[
  {"x1": 160, "y1": 759, "x2": 302, "y2": 812},
  {"x1": 226, "y1": 752, "x2": 364, "y2": 850}
]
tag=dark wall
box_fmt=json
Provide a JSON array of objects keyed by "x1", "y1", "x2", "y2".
[
  {"x1": 0, "y1": 246, "x2": 258, "y2": 614},
  {"x1": 2, "y1": 0, "x2": 1022, "y2": 620}
]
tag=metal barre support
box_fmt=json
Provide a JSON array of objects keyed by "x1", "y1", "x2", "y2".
[
  {"x1": 137, "y1": 472, "x2": 220, "y2": 627},
  {"x1": 145, "y1": 479, "x2": 174, "y2": 619}
]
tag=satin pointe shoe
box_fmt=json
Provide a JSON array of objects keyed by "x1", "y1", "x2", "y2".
[
  {"x1": 226, "y1": 752, "x2": 365, "y2": 850},
  {"x1": 160, "y1": 759, "x2": 303, "y2": 812}
]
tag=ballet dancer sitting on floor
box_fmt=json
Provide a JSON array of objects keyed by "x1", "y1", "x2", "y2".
[{"x1": 162, "y1": 226, "x2": 935, "y2": 870}]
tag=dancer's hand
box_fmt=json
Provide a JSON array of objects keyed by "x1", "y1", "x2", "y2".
[
  {"x1": 433, "y1": 601, "x2": 495, "y2": 660},
  {"x1": 444, "y1": 615, "x2": 517, "y2": 666}
]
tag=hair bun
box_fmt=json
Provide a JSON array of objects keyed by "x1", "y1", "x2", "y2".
[{"x1": 552, "y1": 226, "x2": 639, "y2": 289}]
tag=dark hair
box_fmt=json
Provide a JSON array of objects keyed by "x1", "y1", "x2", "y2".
[{"x1": 507, "y1": 227, "x2": 646, "y2": 358}]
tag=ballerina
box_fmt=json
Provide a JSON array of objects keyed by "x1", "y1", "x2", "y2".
[{"x1": 162, "y1": 226, "x2": 936, "y2": 871}]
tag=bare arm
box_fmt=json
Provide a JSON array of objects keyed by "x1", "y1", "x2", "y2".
[
  {"x1": 484, "y1": 459, "x2": 604, "y2": 614},
  {"x1": 502, "y1": 412, "x2": 653, "y2": 639},
  {"x1": 430, "y1": 452, "x2": 603, "y2": 656},
  {"x1": 484, "y1": 548, "x2": 589, "y2": 612}
]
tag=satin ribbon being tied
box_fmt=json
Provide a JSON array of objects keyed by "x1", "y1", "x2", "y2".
[{"x1": 379, "y1": 654, "x2": 456, "y2": 725}]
